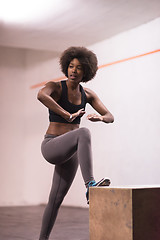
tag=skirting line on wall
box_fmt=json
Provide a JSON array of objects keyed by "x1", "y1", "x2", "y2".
[{"x1": 30, "y1": 49, "x2": 160, "y2": 89}]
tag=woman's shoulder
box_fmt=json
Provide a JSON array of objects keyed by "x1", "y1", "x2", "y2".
[
  {"x1": 46, "y1": 80, "x2": 63, "y2": 91},
  {"x1": 45, "y1": 80, "x2": 62, "y2": 88},
  {"x1": 83, "y1": 87, "x2": 96, "y2": 102},
  {"x1": 83, "y1": 87, "x2": 96, "y2": 96},
  {"x1": 44, "y1": 80, "x2": 63, "y2": 98}
]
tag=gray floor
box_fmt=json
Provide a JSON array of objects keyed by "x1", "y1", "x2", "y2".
[{"x1": 0, "y1": 205, "x2": 89, "y2": 240}]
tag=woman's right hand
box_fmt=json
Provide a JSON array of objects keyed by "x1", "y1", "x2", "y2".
[
  {"x1": 68, "y1": 109, "x2": 86, "y2": 122},
  {"x1": 77, "y1": 108, "x2": 86, "y2": 117}
]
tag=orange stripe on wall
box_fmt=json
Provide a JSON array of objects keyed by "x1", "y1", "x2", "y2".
[
  {"x1": 30, "y1": 49, "x2": 160, "y2": 89},
  {"x1": 30, "y1": 76, "x2": 65, "y2": 89},
  {"x1": 98, "y1": 49, "x2": 160, "y2": 69}
]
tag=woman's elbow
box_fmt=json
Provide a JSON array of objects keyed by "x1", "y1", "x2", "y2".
[
  {"x1": 37, "y1": 89, "x2": 44, "y2": 102},
  {"x1": 110, "y1": 114, "x2": 114, "y2": 123}
]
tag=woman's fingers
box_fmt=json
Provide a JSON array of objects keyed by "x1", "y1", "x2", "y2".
[
  {"x1": 87, "y1": 113, "x2": 102, "y2": 121},
  {"x1": 78, "y1": 109, "x2": 86, "y2": 116}
]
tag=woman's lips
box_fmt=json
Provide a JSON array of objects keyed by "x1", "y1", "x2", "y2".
[{"x1": 70, "y1": 75, "x2": 77, "y2": 79}]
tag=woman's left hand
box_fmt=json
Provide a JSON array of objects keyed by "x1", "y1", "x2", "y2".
[{"x1": 87, "y1": 113, "x2": 103, "y2": 122}]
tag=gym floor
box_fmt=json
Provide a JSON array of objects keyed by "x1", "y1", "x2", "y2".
[{"x1": 0, "y1": 205, "x2": 89, "y2": 240}]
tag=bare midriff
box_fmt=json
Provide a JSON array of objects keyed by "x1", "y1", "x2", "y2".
[{"x1": 46, "y1": 122, "x2": 79, "y2": 136}]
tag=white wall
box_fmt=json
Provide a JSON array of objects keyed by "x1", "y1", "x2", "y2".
[
  {"x1": 0, "y1": 47, "x2": 26, "y2": 205},
  {"x1": 0, "y1": 18, "x2": 160, "y2": 207}
]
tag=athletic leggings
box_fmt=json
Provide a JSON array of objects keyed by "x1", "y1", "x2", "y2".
[{"x1": 39, "y1": 127, "x2": 94, "y2": 240}]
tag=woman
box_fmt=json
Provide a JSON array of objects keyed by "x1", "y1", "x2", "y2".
[{"x1": 37, "y1": 46, "x2": 114, "y2": 240}]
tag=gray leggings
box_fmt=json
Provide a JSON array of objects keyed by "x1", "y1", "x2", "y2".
[{"x1": 39, "y1": 127, "x2": 94, "y2": 240}]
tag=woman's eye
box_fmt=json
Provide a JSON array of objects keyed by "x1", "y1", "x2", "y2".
[
  {"x1": 69, "y1": 65, "x2": 82, "y2": 70},
  {"x1": 77, "y1": 67, "x2": 82, "y2": 70}
]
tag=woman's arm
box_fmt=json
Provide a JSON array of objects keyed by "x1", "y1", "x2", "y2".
[
  {"x1": 84, "y1": 88, "x2": 114, "y2": 123},
  {"x1": 37, "y1": 81, "x2": 85, "y2": 122}
]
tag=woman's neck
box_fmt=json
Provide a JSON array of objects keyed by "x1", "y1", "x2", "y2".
[{"x1": 66, "y1": 79, "x2": 80, "y2": 91}]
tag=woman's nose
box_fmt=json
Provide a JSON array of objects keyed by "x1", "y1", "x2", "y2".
[{"x1": 72, "y1": 67, "x2": 77, "y2": 73}]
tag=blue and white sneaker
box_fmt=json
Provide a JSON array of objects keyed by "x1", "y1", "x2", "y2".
[{"x1": 86, "y1": 178, "x2": 111, "y2": 204}]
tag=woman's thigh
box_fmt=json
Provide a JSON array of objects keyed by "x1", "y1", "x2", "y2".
[{"x1": 41, "y1": 128, "x2": 88, "y2": 164}]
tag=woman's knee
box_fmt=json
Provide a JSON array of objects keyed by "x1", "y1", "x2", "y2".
[{"x1": 78, "y1": 127, "x2": 91, "y2": 141}]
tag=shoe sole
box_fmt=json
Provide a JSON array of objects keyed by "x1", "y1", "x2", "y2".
[{"x1": 96, "y1": 178, "x2": 111, "y2": 187}]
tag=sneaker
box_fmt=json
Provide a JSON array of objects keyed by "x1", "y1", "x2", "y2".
[{"x1": 86, "y1": 178, "x2": 111, "y2": 204}]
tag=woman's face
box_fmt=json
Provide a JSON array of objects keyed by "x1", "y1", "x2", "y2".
[{"x1": 68, "y1": 58, "x2": 84, "y2": 83}]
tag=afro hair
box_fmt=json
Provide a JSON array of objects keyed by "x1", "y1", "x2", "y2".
[{"x1": 59, "y1": 46, "x2": 98, "y2": 82}]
